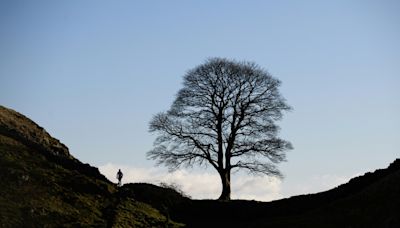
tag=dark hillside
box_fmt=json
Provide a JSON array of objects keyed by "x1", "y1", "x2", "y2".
[
  {"x1": 0, "y1": 105, "x2": 182, "y2": 227},
  {"x1": 248, "y1": 162, "x2": 400, "y2": 227},
  {"x1": 0, "y1": 135, "x2": 112, "y2": 226},
  {"x1": 166, "y1": 160, "x2": 400, "y2": 227},
  {"x1": 116, "y1": 160, "x2": 400, "y2": 227}
]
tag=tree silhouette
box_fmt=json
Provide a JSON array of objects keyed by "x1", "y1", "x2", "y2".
[{"x1": 148, "y1": 58, "x2": 292, "y2": 200}]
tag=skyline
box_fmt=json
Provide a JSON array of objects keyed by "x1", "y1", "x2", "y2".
[{"x1": 1, "y1": 1, "x2": 399, "y2": 200}]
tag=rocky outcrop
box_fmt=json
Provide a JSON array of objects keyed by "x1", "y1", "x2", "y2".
[{"x1": 0, "y1": 105, "x2": 71, "y2": 158}]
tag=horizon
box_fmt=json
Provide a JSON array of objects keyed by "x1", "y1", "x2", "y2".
[{"x1": 1, "y1": 1, "x2": 399, "y2": 201}]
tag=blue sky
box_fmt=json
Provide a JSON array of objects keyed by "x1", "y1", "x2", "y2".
[{"x1": 1, "y1": 1, "x2": 399, "y2": 199}]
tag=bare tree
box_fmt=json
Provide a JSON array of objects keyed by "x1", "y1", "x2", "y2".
[{"x1": 148, "y1": 58, "x2": 292, "y2": 200}]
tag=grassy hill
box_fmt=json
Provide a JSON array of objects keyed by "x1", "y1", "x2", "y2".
[
  {"x1": 0, "y1": 105, "x2": 182, "y2": 227},
  {"x1": 0, "y1": 105, "x2": 399, "y2": 227}
]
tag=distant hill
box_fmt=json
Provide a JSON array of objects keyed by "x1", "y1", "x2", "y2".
[{"x1": 0, "y1": 105, "x2": 399, "y2": 227}]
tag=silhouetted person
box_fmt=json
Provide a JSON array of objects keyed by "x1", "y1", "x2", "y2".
[{"x1": 116, "y1": 169, "x2": 123, "y2": 187}]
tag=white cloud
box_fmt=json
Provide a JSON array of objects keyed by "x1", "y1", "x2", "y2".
[
  {"x1": 99, "y1": 163, "x2": 283, "y2": 201},
  {"x1": 232, "y1": 175, "x2": 282, "y2": 201}
]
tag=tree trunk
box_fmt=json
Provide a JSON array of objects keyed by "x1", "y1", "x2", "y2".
[{"x1": 218, "y1": 170, "x2": 231, "y2": 200}]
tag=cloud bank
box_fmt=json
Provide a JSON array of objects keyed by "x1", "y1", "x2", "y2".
[{"x1": 99, "y1": 163, "x2": 283, "y2": 201}]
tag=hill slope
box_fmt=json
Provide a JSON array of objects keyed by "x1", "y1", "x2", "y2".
[
  {"x1": 130, "y1": 159, "x2": 400, "y2": 227},
  {"x1": 1, "y1": 105, "x2": 399, "y2": 227},
  {"x1": 0, "y1": 105, "x2": 182, "y2": 227}
]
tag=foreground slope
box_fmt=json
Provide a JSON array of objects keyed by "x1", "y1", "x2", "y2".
[{"x1": 0, "y1": 105, "x2": 182, "y2": 227}]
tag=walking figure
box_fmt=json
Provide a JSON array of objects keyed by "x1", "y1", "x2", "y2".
[{"x1": 116, "y1": 169, "x2": 123, "y2": 187}]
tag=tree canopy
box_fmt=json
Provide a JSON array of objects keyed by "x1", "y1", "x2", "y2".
[{"x1": 148, "y1": 58, "x2": 292, "y2": 200}]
